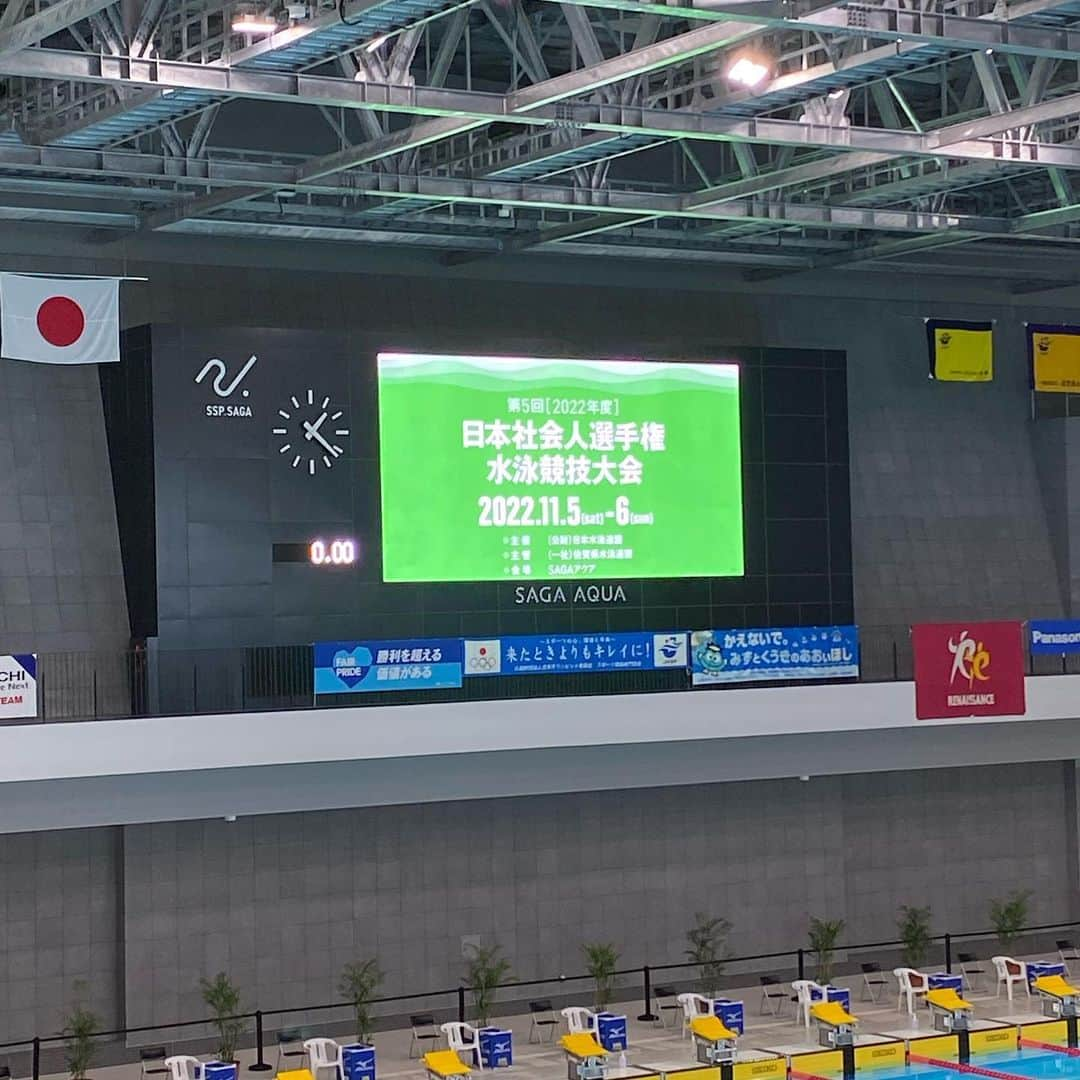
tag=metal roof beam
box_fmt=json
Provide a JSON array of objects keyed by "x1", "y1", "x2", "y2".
[{"x1": 0, "y1": 0, "x2": 121, "y2": 54}]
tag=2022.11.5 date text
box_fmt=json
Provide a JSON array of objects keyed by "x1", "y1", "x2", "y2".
[{"x1": 477, "y1": 494, "x2": 653, "y2": 528}]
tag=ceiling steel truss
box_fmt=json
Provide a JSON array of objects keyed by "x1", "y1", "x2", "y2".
[{"x1": 4, "y1": 0, "x2": 1080, "y2": 278}]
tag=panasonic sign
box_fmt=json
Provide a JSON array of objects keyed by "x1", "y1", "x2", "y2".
[{"x1": 1030, "y1": 620, "x2": 1080, "y2": 654}]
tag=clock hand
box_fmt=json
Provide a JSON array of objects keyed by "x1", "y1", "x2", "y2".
[
  {"x1": 303, "y1": 411, "x2": 328, "y2": 439},
  {"x1": 303, "y1": 418, "x2": 337, "y2": 455}
]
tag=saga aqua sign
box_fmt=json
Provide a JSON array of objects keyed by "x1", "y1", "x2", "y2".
[{"x1": 513, "y1": 583, "x2": 628, "y2": 605}]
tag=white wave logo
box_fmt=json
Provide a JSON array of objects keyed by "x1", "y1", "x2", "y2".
[{"x1": 195, "y1": 354, "x2": 257, "y2": 397}]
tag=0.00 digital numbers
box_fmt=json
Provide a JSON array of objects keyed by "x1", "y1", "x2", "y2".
[
  {"x1": 309, "y1": 538, "x2": 356, "y2": 566},
  {"x1": 478, "y1": 494, "x2": 635, "y2": 527}
]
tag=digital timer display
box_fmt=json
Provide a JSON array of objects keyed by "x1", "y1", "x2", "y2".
[{"x1": 272, "y1": 539, "x2": 359, "y2": 566}]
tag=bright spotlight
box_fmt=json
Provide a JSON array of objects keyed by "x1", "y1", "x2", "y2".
[
  {"x1": 231, "y1": 11, "x2": 278, "y2": 33},
  {"x1": 727, "y1": 56, "x2": 770, "y2": 88}
]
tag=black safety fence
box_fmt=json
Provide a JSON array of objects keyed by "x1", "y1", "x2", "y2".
[
  {"x1": 8, "y1": 626, "x2": 1080, "y2": 725},
  {"x1": 1, "y1": 919, "x2": 1079, "y2": 1080}
]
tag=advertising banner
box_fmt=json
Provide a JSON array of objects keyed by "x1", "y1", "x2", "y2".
[
  {"x1": 1029, "y1": 619, "x2": 1080, "y2": 654},
  {"x1": 690, "y1": 626, "x2": 859, "y2": 685},
  {"x1": 377, "y1": 353, "x2": 743, "y2": 583},
  {"x1": 911, "y1": 621, "x2": 1025, "y2": 720},
  {"x1": 0, "y1": 653, "x2": 36, "y2": 719},
  {"x1": 925, "y1": 319, "x2": 993, "y2": 382},
  {"x1": 314, "y1": 639, "x2": 463, "y2": 694},
  {"x1": 463, "y1": 631, "x2": 687, "y2": 676},
  {"x1": 1027, "y1": 324, "x2": 1080, "y2": 393}
]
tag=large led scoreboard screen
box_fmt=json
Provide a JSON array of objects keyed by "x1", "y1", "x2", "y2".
[{"x1": 376, "y1": 353, "x2": 744, "y2": 584}]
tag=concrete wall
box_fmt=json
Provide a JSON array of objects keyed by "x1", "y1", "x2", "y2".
[
  {"x1": 0, "y1": 827, "x2": 122, "y2": 1043},
  {"x1": 0, "y1": 762, "x2": 1070, "y2": 1044}
]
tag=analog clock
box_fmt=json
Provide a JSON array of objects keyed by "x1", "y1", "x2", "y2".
[{"x1": 272, "y1": 389, "x2": 350, "y2": 475}]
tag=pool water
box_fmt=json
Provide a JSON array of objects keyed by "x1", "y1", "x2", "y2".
[{"x1": 867, "y1": 1050, "x2": 1080, "y2": 1080}]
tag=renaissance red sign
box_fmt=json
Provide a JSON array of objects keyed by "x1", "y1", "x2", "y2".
[{"x1": 912, "y1": 621, "x2": 1026, "y2": 720}]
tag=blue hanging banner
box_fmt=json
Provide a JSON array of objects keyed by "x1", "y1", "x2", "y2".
[
  {"x1": 463, "y1": 632, "x2": 687, "y2": 676},
  {"x1": 691, "y1": 626, "x2": 859, "y2": 685},
  {"x1": 314, "y1": 638, "x2": 463, "y2": 693}
]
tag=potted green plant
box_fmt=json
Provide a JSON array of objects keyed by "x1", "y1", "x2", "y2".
[
  {"x1": 897, "y1": 906, "x2": 933, "y2": 968},
  {"x1": 464, "y1": 944, "x2": 515, "y2": 1027},
  {"x1": 808, "y1": 917, "x2": 845, "y2": 985},
  {"x1": 989, "y1": 891, "x2": 1033, "y2": 951},
  {"x1": 199, "y1": 972, "x2": 244, "y2": 1063},
  {"x1": 339, "y1": 959, "x2": 384, "y2": 1043},
  {"x1": 582, "y1": 943, "x2": 620, "y2": 1010},
  {"x1": 63, "y1": 982, "x2": 98, "y2": 1080},
  {"x1": 685, "y1": 913, "x2": 733, "y2": 996}
]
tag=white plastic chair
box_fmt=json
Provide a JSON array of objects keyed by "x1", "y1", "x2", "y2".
[
  {"x1": 164, "y1": 1058, "x2": 205, "y2": 1080},
  {"x1": 441, "y1": 1023, "x2": 483, "y2": 1070},
  {"x1": 791, "y1": 980, "x2": 824, "y2": 1029},
  {"x1": 676, "y1": 993, "x2": 713, "y2": 1039},
  {"x1": 893, "y1": 968, "x2": 928, "y2": 1016},
  {"x1": 304, "y1": 1038, "x2": 343, "y2": 1080},
  {"x1": 992, "y1": 956, "x2": 1030, "y2": 1001},
  {"x1": 561, "y1": 1007, "x2": 598, "y2": 1035}
]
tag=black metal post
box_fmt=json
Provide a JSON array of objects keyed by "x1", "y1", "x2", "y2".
[
  {"x1": 32, "y1": 1036, "x2": 40, "y2": 1080},
  {"x1": 944, "y1": 934, "x2": 952, "y2": 973},
  {"x1": 958, "y1": 1029, "x2": 970, "y2": 1064},
  {"x1": 93, "y1": 670, "x2": 98, "y2": 718},
  {"x1": 842, "y1": 1044, "x2": 855, "y2": 1080},
  {"x1": 638, "y1": 965, "x2": 657, "y2": 1022},
  {"x1": 458, "y1": 986, "x2": 467, "y2": 1024},
  {"x1": 1067, "y1": 1016, "x2": 1078, "y2": 1049},
  {"x1": 797, "y1": 948, "x2": 805, "y2": 980},
  {"x1": 193, "y1": 664, "x2": 198, "y2": 712},
  {"x1": 250, "y1": 1010, "x2": 272, "y2": 1071}
]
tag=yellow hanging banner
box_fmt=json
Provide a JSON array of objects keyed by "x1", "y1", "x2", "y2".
[
  {"x1": 926, "y1": 320, "x2": 994, "y2": 382},
  {"x1": 1028, "y1": 324, "x2": 1080, "y2": 392}
]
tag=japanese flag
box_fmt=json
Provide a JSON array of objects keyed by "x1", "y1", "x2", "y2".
[{"x1": 0, "y1": 273, "x2": 119, "y2": 364}]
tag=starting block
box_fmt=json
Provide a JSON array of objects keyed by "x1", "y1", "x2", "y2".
[
  {"x1": 690, "y1": 1015, "x2": 738, "y2": 1066},
  {"x1": 423, "y1": 1051, "x2": 471, "y2": 1080},
  {"x1": 561, "y1": 1033, "x2": 609, "y2": 1080},
  {"x1": 1034, "y1": 975, "x2": 1080, "y2": 1019},
  {"x1": 810, "y1": 1001, "x2": 857, "y2": 1049},
  {"x1": 925, "y1": 989, "x2": 973, "y2": 1033}
]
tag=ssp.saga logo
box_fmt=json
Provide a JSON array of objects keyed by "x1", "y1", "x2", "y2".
[{"x1": 195, "y1": 354, "x2": 256, "y2": 418}]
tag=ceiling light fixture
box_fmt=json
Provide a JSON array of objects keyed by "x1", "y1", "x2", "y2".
[
  {"x1": 231, "y1": 11, "x2": 278, "y2": 34},
  {"x1": 727, "y1": 56, "x2": 770, "y2": 88}
]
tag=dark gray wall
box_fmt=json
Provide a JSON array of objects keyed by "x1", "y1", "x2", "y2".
[
  {"x1": 144, "y1": 328, "x2": 850, "y2": 650},
  {"x1": 0, "y1": 359, "x2": 128, "y2": 655},
  {"x1": 119, "y1": 260, "x2": 1066, "y2": 633}
]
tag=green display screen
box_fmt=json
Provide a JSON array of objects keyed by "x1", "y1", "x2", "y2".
[{"x1": 377, "y1": 353, "x2": 743, "y2": 583}]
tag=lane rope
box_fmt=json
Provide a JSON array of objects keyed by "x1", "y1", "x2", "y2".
[
  {"x1": 908, "y1": 1052, "x2": 1024, "y2": 1080},
  {"x1": 1018, "y1": 1038, "x2": 1080, "y2": 1057}
]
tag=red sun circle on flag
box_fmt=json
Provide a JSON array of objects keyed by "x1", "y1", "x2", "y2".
[{"x1": 36, "y1": 295, "x2": 85, "y2": 347}]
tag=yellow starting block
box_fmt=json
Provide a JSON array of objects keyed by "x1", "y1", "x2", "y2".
[
  {"x1": 690, "y1": 1015, "x2": 738, "y2": 1066},
  {"x1": 925, "y1": 988, "x2": 973, "y2": 1033},
  {"x1": 810, "y1": 1002, "x2": 857, "y2": 1049},
  {"x1": 560, "y1": 1034, "x2": 609, "y2": 1080},
  {"x1": 1034, "y1": 975, "x2": 1080, "y2": 1019},
  {"x1": 423, "y1": 1051, "x2": 472, "y2": 1080}
]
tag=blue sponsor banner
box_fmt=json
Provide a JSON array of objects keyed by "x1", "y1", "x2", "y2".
[
  {"x1": 691, "y1": 625, "x2": 859, "y2": 685},
  {"x1": 464, "y1": 632, "x2": 687, "y2": 676},
  {"x1": 314, "y1": 638, "x2": 463, "y2": 693},
  {"x1": 1030, "y1": 619, "x2": 1080, "y2": 654}
]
